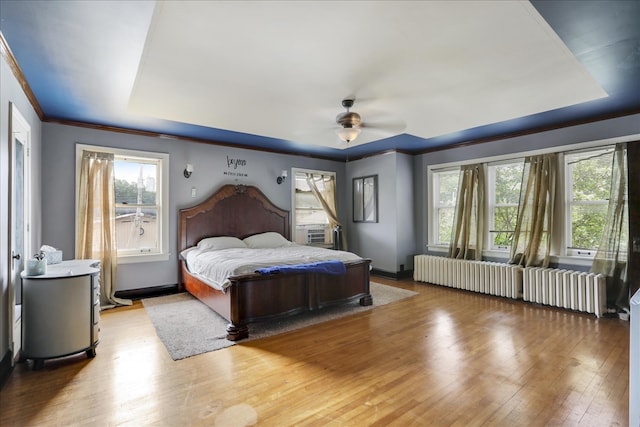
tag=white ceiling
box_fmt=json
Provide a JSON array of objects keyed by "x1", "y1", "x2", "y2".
[{"x1": 127, "y1": 1, "x2": 607, "y2": 150}]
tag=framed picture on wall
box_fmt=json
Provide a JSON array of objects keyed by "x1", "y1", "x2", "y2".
[{"x1": 353, "y1": 175, "x2": 378, "y2": 223}]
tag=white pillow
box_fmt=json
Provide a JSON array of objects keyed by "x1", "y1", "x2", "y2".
[
  {"x1": 197, "y1": 236, "x2": 247, "y2": 251},
  {"x1": 243, "y1": 232, "x2": 292, "y2": 249}
]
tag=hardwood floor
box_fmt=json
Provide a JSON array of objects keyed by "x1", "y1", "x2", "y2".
[{"x1": 0, "y1": 276, "x2": 629, "y2": 426}]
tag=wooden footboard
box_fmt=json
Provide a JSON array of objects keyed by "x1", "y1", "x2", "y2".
[{"x1": 180, "y1": 259, "x2": 371, "y2": 341}]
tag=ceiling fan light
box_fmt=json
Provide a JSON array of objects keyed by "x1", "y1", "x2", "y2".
[{"x1": 336, "y1": 127, "x2": 361, "y2": 143}]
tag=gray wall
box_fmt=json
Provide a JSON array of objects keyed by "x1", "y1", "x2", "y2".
[
  {"x1": 40, "y1": 123, "x2": 347, "y2": 291},
  {"x1": 1, "y1": 53, "x2": 42, "y2": 362},
  {"x1": 346, "y1": 151, "x2": 416, "y2": 274},
  {"x1": 395, "y1": 152, "x2": 415, "y2": 272}
]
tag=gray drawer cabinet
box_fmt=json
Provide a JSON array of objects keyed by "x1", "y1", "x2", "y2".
[{"x1": 21, "y1": 259, "x2": 100, "y2": 370}]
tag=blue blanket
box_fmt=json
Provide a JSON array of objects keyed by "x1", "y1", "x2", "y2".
[{"x1": 256, "y1": 260, "x2": 346, "y2": 276}]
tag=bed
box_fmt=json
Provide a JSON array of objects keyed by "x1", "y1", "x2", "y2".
[{"x1": 178, "y1": 184, "x2": 372, "y2": 341}]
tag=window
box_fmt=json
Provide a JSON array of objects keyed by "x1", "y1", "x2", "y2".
[
  {"x1": 431, "y1": 169, "x2": 459, "y2": 246},
  {"x1": 76, "y1": 145, "x2": 169, "y2": 263},
  {"x1": 487, "y1": 161, "x2": 523, "y2": 250},
  {"x1": 292, "y1": 169, "x2": 336, "y2": 246},
  {"x1": 427, "y1": 141, "x2": 620, "y2": 262},
  {"x1": 353, "y1": 175, "x2": 378, "y2": 222},
  {"x1": 565, "y1": 147, "x2": 614, "y2": 256}
]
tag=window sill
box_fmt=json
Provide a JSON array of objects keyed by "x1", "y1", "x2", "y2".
[
  {"x1": 118, "y1": 253, "x2": 170, "y2": 264},
  {"x1": 551, "y1": 255, "x2": 594, "y2": 268},
  {"x1": 425, "y1": 245, "x2": 448, "y2": 255},
  {"x1": 423, "y1": 247, "x2": 594, "y2": 269}
]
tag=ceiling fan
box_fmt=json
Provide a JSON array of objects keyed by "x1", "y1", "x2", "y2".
[
  {"x1": 333, "y1": 97, "x2": 405, "y2": 145},
  {"x1": 294, "y1": 97, "x2": 405, "y2": 147},
  {"x1": 335, "y1": 98, "x2": 362, "y2": 143}
]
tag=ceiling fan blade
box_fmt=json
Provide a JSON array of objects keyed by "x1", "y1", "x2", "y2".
[{"x1": 362, "y1": 118, "x2": 406, "y2": 134}]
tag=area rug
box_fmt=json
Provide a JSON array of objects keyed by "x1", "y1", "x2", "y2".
[{"x1": 142, "y1": 282, "x2": 417, "y2": 360}]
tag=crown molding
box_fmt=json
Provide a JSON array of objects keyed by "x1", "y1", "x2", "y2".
[{"x1": 0, "y1": 31, "x2": 44, "y2": 120}]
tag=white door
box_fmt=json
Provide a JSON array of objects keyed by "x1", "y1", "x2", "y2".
[{"x1": 8, "y1": 103, "x2": 30, "y2": 364}]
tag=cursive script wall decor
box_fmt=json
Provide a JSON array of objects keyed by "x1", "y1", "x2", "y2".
[{"x1": 224, "y1": 155, "x2": 249, "y2": 178}]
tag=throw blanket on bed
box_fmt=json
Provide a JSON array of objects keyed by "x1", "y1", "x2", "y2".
[
  {"x1": 256, "y1": 260, "x2": 346, "y2": 275},
  {"x1": 182, "y1": 245, "x2": 362, "y2": 291}
]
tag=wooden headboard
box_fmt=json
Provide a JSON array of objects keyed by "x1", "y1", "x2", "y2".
[{"x1": 178, "y1": 184, "x2": 290, "y2": 253}]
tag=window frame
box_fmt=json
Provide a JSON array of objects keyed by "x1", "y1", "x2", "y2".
[
  {"x1": 425, "y1": 136, "x2": 629, "y2": 265},
  {"x1": 352, "y1": 175, "x2": 378, "y2": 223},
  {"x1": 291, "y1": 168, "x2": 336, "y2": 246},
  {"x1": 563, "y1": 146, "x2": 615, "y2": 258},
  {"x1": 76, "y1": 144, "x2": 170, "y2": 264},
  {"x1": 427, "y1": 167, "x2": 459, "y2": 250},
  {"x1": 486, "y1": 159, "x2": 524, "y2": 252}
]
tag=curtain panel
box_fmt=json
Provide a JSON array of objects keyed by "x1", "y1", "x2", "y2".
[
  {"x1": 509, "y1": 153, "x2": 557, "y2": 267},
  {"x1": 448, "y1": 164, "x2": 485, "y2": 260},
  {"x1": 76, "y1": 150, "x2": 131, "y2": 309},
  {"x1": 590, "y1": 143, "x2": 629, "y2": 310},
  {"x1": 305, "y1": 174, "x2": 347, "y2": 251}
]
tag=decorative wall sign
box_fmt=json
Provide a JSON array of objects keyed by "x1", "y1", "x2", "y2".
[{"x1": 223, "y1": 155, "x2": 248, "y2": 178}]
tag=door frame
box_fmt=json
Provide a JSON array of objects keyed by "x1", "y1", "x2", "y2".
[{"x1": 7, "y1": 102, "x2": 31, "y2": 364}]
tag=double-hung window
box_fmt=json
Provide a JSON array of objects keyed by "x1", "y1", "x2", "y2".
[
  {"x1": 564, "y1": 147, "x2": 614, "y2": 257},
  {"x1": 291, "y1": 169, "x2": 336, "y2": 246},
  {"x1": 430, "y1": 169, "x2": 459, "y2": 247},
  {"x1": 487, "y1": 160, "x2": 523, "y2": 251},
  {"x1": 76, "y1": 144, "x2": 169, "y2": 263},
  {"x1": 428, "y1": 142, "x2": 620, "y2": 262}
]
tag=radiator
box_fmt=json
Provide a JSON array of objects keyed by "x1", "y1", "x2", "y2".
[
  {"x1": 522, "y1": 267, "x2": 606, "y2": 317},
  {"x1": 413, "y1": 255, "x2": 522, "y2": 299}
]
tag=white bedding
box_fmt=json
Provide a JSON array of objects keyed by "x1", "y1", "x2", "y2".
[{"x1": 182, "y1": 244, "x2": 363, "y2": 291}]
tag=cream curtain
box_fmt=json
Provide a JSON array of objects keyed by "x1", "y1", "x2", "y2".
[
  {"x1": 509, "y1": 153, "x2": 557, "y2": 267},
  {"x1": 306, "y1": 174, "x2": 347, "y2": 251},
  {"x1": 590, "y1": 143, "x2": 629, "y2": 311},
  {"x1": 448, "y1": 164, "x2": 485, "y2": 260},
  {"x1": 76, "y1": 150, "x2": 131, "y2": 309}
]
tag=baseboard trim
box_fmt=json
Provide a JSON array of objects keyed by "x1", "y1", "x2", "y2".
[
  {"x1": 115, "y1": 284, "x2": 179, "y2": 300},
  {"x1": 0, "y1": 350, "x2": 14, "y2": 390},
  {"x1": 371, "y1": 269, "x2": 414, "y2": 280}
]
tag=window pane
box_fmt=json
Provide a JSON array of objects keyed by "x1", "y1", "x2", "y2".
[
  {"x1": 437, "y1": 172, "x2": 459, "y2": 206},
  {"x1": 571, "y1": 153, "x2": 612, "y2": 202},
  {"x1": 114, "y1": 158, "x2": 160, "y2": 255},
  {"x1": 293, "y1": 171, "x2": 334, "y2": 245},
  {"x1": 363, "y1": 176, "x2": 377, "y2": 222},
  {"x1": 295, "y1": 209, "x2": 329, "y2": 225},
  {"x1": 115, "y1": 207, "x2": 158, "y2": 252},
  {"x1": 570, "y1": 204, "x2": 608, "y2": 250},
  {"x1": 488, "y1": 162, "x2": 523, "y2": 250},
  {"x1": 491, "y1": 206, "x2": 519, "y2": 248},
  {"x1": 567, "y1": 148, "x2": 613, "y2": 253},
  {"x1": 438, "y1": 207, "x2": 455, "y2": 244},
  {"x1": 114, "y1": 161, "x2": 157, "y2": 205},
  {"x1": 433, "y1": 170, "x2": 458, "y2": 246},
  {"x1": 494, "y1": 163, "x2": 523, "y2": 204},
  {"x1": 295, "y1": 191, "x2": 321, "y2": 211}
]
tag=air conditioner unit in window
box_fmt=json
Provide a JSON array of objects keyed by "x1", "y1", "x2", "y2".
[{"x1": 306, "y1": 228, "x2": 326, "y2": 244}]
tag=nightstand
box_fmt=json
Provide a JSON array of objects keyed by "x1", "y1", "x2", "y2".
[{"x1": 21, "y1": 259, "x2": 101, "y2": 370}]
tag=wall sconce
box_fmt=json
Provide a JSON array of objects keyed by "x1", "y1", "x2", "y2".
[
  {"x1": 277, "y1": 170, "x2": 287, "y2": 185},
  {"x1": 184, "y1": 163, "x2": 194, "y2": 178}
]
